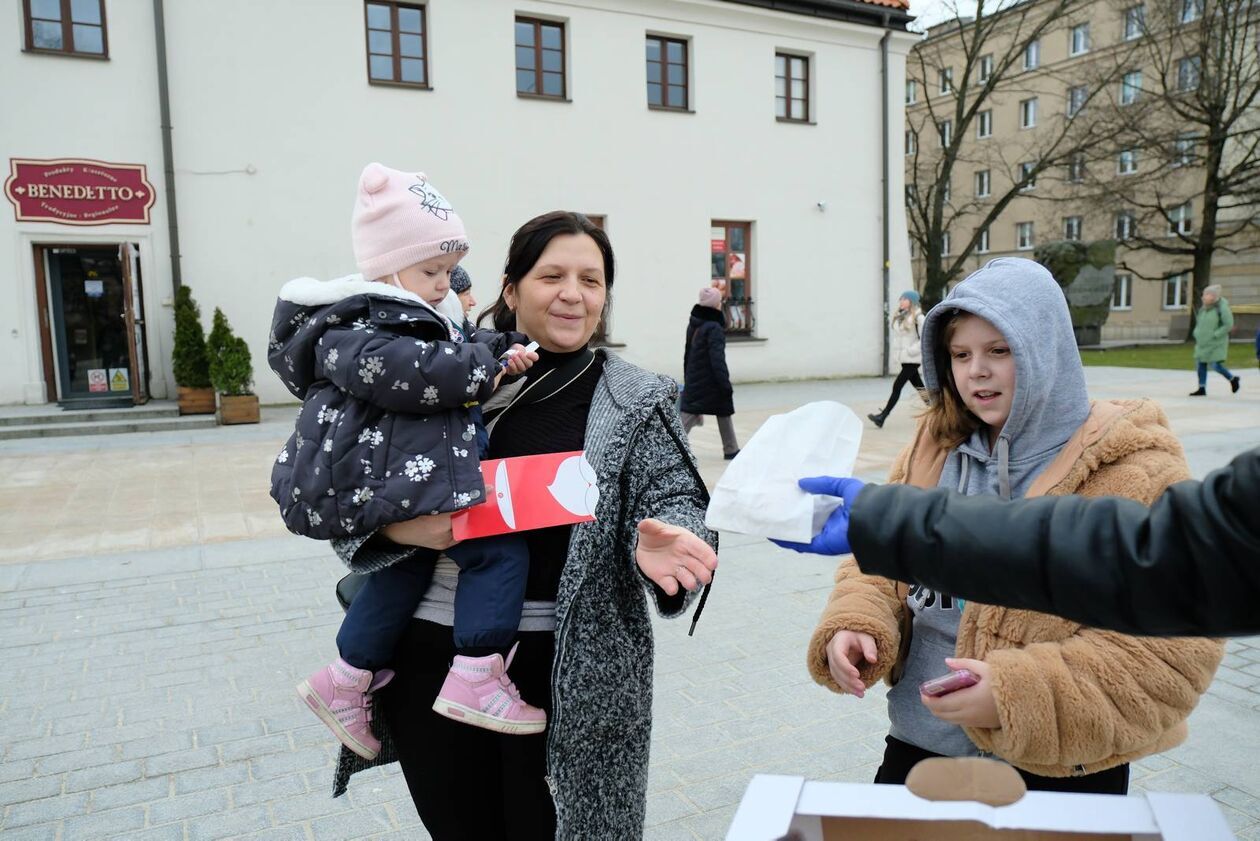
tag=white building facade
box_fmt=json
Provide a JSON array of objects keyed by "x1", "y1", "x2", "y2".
[{"x1": 2, "y1": 0, "x2": 915, "y2": 407}]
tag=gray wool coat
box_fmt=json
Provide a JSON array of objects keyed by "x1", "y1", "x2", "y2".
[{"x1": 330, "y1": 350, "x2": 717, "y2": 839}]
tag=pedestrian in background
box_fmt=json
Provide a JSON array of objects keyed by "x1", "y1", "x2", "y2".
[
  {"x1": 681, "y1": 286, "x2": 740, "y2": 459},
  {"x1": 869, "y1": 290, "x2": 927, "y2": 429},
  {"x1": 1190, "y1": 284, "x2": 1240, "y2": 396}
]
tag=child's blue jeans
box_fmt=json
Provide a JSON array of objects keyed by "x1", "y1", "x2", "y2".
[
  {"x1": 1198, "y1": 360, "x2": 1235, "y2": 387},
  {"x1": 336, "y1": 534, "x2": 529, "y2": 672}
]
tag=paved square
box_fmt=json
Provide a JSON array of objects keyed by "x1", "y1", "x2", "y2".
[{"x1": 1, "y1": 366, "x2": 1258, "y2": 839}]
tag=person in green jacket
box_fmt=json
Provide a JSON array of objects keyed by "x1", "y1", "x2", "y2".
[{"x1": 1189, "y1": 284, "x2": 1240, "y2": 396}]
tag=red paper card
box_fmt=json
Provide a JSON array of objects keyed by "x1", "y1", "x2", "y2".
[{"x1": 451, "y1": 451, "x2": 600, "y2": 540}]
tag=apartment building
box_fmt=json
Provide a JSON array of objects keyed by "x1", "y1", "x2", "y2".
[{"x1": 905, "y1": 0, "x2": 1260, "y2": 340}]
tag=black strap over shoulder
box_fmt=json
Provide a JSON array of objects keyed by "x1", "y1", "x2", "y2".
[{"x1": 651, "y1": 405, "x2": 714, "y2": 637}]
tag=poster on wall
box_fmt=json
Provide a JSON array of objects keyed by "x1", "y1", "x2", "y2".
[
  {"x1": 108, "y1": 368, "x2": 130, "y2": 392},
  {"x1": 88, "y1": 369, "x2": 108, "y2": 393}
]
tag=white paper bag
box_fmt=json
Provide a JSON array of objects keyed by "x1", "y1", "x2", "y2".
[{"x1": 703, "y1": 401, "x2": 863, "y2": 542}]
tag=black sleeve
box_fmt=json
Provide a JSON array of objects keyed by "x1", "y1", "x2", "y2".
[{"x1": 850, "y1": 447, "x2": 1260, "y2": 637}]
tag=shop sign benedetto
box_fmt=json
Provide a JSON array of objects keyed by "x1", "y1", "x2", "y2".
[{"x1": 4, "y1": 158, "x2": 156, "y2": 225}]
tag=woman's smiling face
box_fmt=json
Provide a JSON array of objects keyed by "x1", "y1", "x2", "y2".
[
  {"x1": 504, "y1": 234, "x2": 607, "y2": 352},
  {"x1": 948, "y1": 313, "x2": 1016, "y2": 435}
]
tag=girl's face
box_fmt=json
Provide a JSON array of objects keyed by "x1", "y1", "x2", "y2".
[
  {"x1": 503, "y1": 233, "x2": 607, "y2": 352},
  {"x1": 948, "y1": 314, "x2": 1016, "y2": 435},
  {"x1": 457, "y1": 288, "x2": 477, "y2": 316},
  {"x1": 388, "y1": 253, "x2": 464, "y2": 309},
  {"x1": 898, "y1": 297, "x2": 911, "y2": 311}
]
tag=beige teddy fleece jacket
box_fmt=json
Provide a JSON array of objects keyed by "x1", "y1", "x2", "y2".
[{"x1": 807, "y1": 399, "x2": 1224, "y2": 777}]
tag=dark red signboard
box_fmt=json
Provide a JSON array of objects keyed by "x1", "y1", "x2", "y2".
[{"x1": 4, "y1": 158, "x2": 156, "y2": 226}]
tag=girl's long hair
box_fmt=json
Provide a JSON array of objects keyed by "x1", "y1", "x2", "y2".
[
  {"x1": 478, "y1": 211, "x2": 615, "y2": 333},
  {"x1": 920, "y1": 310, "x2": 984, "y2": 448}
]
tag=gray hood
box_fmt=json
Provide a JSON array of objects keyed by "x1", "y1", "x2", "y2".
[{"x1": 920, "y1": 258, "x2": 1090, "y2": 499}]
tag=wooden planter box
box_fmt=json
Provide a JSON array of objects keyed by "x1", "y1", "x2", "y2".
[
  {"x1": 177, "y1": 386, "x2": 216, "y2": 415},
  {"x1": 218, "y1": 394, "x2": 260, "y2": 425}
]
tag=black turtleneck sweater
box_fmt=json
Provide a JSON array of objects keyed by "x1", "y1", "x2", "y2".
[{"x1": 485, "y1": 347, "x2": 605, "y2": 601}]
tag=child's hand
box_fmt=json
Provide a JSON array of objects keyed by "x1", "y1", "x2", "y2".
[
  {"x1": 921, "y1": 658, "x2": 1000, "y2": 729},
  {"x1": 500, "y1": 344, "x2": 539, "y2": 376}
]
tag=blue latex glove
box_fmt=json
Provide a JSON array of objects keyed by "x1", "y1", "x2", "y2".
[{"x1": 770, "y1": 477, "x2": 867, "y2": 555}]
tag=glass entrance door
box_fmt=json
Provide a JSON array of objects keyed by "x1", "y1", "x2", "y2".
[{"x1": 45, "y1": 246, "x2": 144, "y2": 405}]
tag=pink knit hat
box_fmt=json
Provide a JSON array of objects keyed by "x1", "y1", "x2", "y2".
[
  {"x1": 698, "y1": 286, "x2": 722, "y2": 309},
  {"x1": 351, "y1": 162, "x2": 470, "y2": 279}
]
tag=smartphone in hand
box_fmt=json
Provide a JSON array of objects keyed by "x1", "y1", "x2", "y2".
[{"x1": 919, "y1": 669, "x2": 979, "y2": 697}]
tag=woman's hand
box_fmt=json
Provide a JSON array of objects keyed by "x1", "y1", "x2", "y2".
[
  {"x1": 921, "y1": 658, "x2": 1000, "y2": 729},
  {"x1": 381, "y1": 513, "x2": 457, "y2": 551},
  {"x1": 827, "y1": 630, "x2": 878, "y2": 698},
  {"x1": 635, "y1": 519, "x2": 718, "y2": 596}
]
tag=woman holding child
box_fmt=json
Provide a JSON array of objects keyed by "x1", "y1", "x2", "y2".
[{"x1": 277, "y1": 183, "x2": 717, "y2": 840}]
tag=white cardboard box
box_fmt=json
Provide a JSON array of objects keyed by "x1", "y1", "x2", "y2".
[{"x1": 726, "y1": 767, "x2": 1235, "y2": 841}]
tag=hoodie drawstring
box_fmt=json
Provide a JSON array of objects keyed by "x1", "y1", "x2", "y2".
[{"x1": 997, "y1": 437, "x2": 1011, "y2": 500}]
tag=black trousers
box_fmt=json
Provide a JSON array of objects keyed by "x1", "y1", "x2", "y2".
[
  {"x1": 874, "y1": 735, "x2": 1130, "y2": 794},
  {"x1": 380, "y1": 619, "x2": 557, "y2": 841},
  {"x1": 879, "y1": 363, "x2": 925, "y2": 416}
]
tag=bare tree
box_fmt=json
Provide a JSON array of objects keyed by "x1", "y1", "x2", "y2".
[
  {"x1": 907, "y1": 0, "x2": 1137, "y2": 306},
  {"x1": 1099, "y1": 0, "x2": 1260, "y2": 334}
]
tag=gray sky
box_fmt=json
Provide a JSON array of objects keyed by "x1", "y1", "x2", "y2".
[{"x1": 907, "y1": 0, "x2": 979, "y2": 29}]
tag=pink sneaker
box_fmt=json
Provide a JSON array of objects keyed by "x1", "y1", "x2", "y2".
[
  {"x1": 297, "y1": 658, "x2": 394, "y2": 759},
  {"x1": 432, "y1": 643, "x2": 546, "y2": 735}
]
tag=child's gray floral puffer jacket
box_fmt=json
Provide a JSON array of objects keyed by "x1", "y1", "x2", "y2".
[{"x1": 268, "y1": 275, "x2": 521, "y2": 540}]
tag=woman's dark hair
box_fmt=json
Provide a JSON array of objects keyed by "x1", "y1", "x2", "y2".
[
  {"x1": 478, "y1": 211, "x2": 615, "y2": 333},
  {"x1": 920, "y1": 309, "x2": 984, "y2": 448}
]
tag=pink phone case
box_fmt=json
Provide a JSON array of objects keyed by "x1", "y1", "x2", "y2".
[{"x1": 919, "y1": 669, "x2": 979, "y2": 697}]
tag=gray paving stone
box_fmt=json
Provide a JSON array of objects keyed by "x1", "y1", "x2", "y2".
[
  {"x1": 250, "y1": 746, "x2": 331, "y2": 781},
  {"x1": 229, "y1": 774, "x2": 309, "y2": 807},
  {"x1": 174, "y1": 762, "x2": 251, "y2": 795},
  {"x1": 149, "y1": 789, "x2": 230, "y2": 826},
  {"x1": 220, "y1": 734, "x2": 290, "y2": 762},
  {"x1": 6, "y1": 732, "x2": 87, "y2": 760},
  {"x1": 31, "y1": 746, "x2": 116, "y2": 775},
  {"x1": 147, "y1": 746, "x2": 222, "y2": 775},
  {"x1": 0, "y1": 776, "x2": 63, "y2": 808},
  {"x1": 61, "y1": 804, "x2": 148, "y2": 839},
  {"x1": 645, "y1": 790, "x2": 703, "y2": 828},
  {"x1": 64, "y1": 759, "x2": 143, "y2": 793},
  {"x1": 269, "y1": 789, "x2": 355, "y2": 823},
  {"x1": 308, "y1": 806, "x2": 396, "y2": 840},
  {"x1": 3, "y1": 791, "x2": 89, "y2": 827},
  {"x1": 89, "y1": 776, "x2": 171, "y2": 811},
  {"x1": 0, "y1": 759, "x2": 37, "y2": 785},
  {"x1": 116, "y1": 732, "x2": 196, "y2": 761},
  {"x1": 187, "y1": 804, "x2": 272, "y2": 840},
  {"x1": 0, "y1": 822, "x2": 57, "y2": 841}
]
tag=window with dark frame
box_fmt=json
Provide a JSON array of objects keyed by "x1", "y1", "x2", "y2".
[
  {"x1": 365, "y1": 2, "x2": 428, "y2": 87},
  {"x1": 1112, "y1": 273, "x2": 1132, "y2": 310},
  {"x1": 710, "y1": 221, "x2": 754, "y2": 335},
  {"x1": 646, "y1": 36, "x2": 688, "y2": 110},
  {"x1": 516, "y1": 17, "x2": 566, "y2": 99},
  {"x1": 776, "y1": 53, "x2": 809, "y2": 122},
  {"x1": 23, "y1": 0, "x2": 107, "y2": 57}
]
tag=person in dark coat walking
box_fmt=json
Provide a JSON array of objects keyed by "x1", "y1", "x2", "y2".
[{"x1": 681, "y1": 286, "x2": 740, "y2": 459}]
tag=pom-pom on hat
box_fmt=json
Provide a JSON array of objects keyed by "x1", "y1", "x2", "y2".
[{"x1": 351, "y1": 162, "x2": 469, "y2": 280}]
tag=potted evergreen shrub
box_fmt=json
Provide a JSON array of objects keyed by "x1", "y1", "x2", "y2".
[
  {"x1": 172, "y1": 286, "x2": 215, "y2": 414},
  {"x1": 208, "y1": 308, "x2": 260, "y2": 425}
]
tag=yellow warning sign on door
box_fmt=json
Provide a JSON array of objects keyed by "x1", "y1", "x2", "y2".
[{"x1": 108, "y1": 368, "x2": 130, "y2": 392}]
